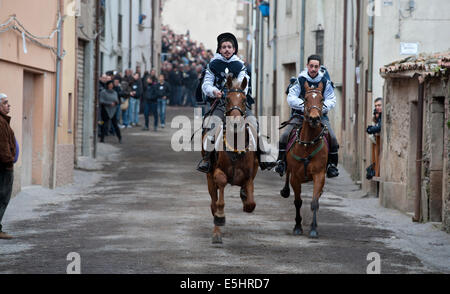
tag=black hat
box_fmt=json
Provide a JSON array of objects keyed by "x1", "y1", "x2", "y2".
[{"x1": 216, "y1": 32, "x2": 238, "y2": 55}]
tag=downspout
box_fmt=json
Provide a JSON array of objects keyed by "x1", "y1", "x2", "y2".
[
  {"x1": 342, "y1": 0, "x2": 347, "y2": 130},
  {"x1": 413, "y1": 79, "x2": 425, "y2": 222},
  {"x1": 368, "y1": 0, "x2": 374, "y2": 93},
  {"x1": 251, "y1": 0, "x2": 257, "y2": 114},
  {"x1": 128, "y1": 0, "x2": 132, "y2": 68},
  {"x1": 151, "y1": 0, "x2": 156, "y2": 69},
  {"x1": 52, "y1": 1, "x2": 63, "y2": 189},
  {"x1": 299, "y1": 0, "x2": 306, "y2": 70},
  {"x1": 272, "y1": 0, "x2": 277, "y2": 116},
  {"x1": 258, "y1": 11, "x2": 264, "y2": 117},
  {"x1": 354, "y1": 0, "x2": 361, "y2": 171},
  {"x1": 93, "y1": 0, "x2": 100, "y2": 158}
]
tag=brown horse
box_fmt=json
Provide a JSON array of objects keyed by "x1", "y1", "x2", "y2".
[
  {"x1": 202, "y1": 76, "x2": 259, "y2": 244},
  {"x1": 280, "y1": 81, "x2": 328, "y2": 238}
]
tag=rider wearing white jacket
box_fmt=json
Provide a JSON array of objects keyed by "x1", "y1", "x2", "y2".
[{"x1": 275, "y1": 54, "x2": 340, "y2": 178}]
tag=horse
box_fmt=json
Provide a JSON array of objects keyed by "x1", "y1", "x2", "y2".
[
  {"x1": 280, "y1": 81, "x2": 328, "y2": 238},
  {"x1": 202, "y1": 75, "x2": 259, "y2": 244}
]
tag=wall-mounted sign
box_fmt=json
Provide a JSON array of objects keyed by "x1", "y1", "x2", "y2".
[{"x1": 400, "y1": 42, "x2": 419, "y2": 55}]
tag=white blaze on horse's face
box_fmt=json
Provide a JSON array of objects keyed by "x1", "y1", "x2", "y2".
[{"x1": 312, "y1": 93, "x2": 317, "y2": 100}]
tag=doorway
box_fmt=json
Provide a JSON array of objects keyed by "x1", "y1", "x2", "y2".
[{"x1": 22, "y1": 71, "x2": 44, "y2": 187}]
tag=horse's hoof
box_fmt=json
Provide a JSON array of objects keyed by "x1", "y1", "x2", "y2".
[
  {"x1": 243, "y1": 202, "x2": 256, "y2": 213},
  {"x1": 212, "y1": 234, "x2": 223, "y2": 244},
  {"x1": 214, "y1": 215, "x2": 226, "y2": 227},
  {"x1": 280, "y1": 187, "x2": 290, "y2": 198},
  {"x1": 293, "y1": 226, "x2": 303, "y2": 236},
  {"x1": 309, "y1": 230, "x2": 319, "y2": 238}
]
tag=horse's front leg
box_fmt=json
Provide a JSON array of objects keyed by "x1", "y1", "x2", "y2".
[
  {"x1": 242, "y1": 180, "x2": 256, "y2": 213},
  {"x1": 212, "y1": 169, "x2": 227, "y2": 244},
  {"x1": 310, "y1": 172, "x2": 325, "y2": 238},
  {"x1": 290, "y1": 174, "x2": 303, "y2": 235},
  {"x1": 280, "y1": 170, "x2": 291, "y2": 198}
]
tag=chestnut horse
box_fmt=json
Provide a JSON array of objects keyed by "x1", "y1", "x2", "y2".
[
  {"x1": 202, "y1": 76, "x2": 259, "y2": 244},
  {"x1": 280, "y1": 82, "x2": 328, "y2": 238}
]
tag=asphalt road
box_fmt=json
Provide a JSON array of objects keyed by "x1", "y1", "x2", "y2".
[{"x1": 0, "y1": 107, "x2": 443, "y2": 274}]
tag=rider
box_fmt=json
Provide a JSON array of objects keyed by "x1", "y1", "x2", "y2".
[
  {"x1": 275, "y1": 54, "x2": 340, "y2": 178},
  {"x1": 197, "y1": 32, "x2": 272, "y2": 173}
]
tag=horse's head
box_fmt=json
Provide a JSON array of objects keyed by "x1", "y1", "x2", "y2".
[
  {"x1": 225, "y1": 75, "x2": 247, "y2": 118},
  {"x1": 303, "y1": 81, "x2": 324, "y2": 128}
]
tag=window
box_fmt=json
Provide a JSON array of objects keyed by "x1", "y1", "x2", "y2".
[
  {"x1": 118, "y1": 14, "x2": 123, "y2": 44},
  {"x1": 286, "y1": 0, "x2": 293, "y2": 16},
  {"x1": 315, "y1": 29, "x2": 324, "y2": 58},
  {"x1": 100, "y1": 1, "x2": 106, "y2": 39},
  {"x1": 68, "y1": 93, "x2": 73, "y2": 134}
]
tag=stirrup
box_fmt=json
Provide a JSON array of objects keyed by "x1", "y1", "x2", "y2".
[
  {"x1": 326, "y1": 164, "x2": 339, "y2": 178},
  {"x1": 275, "y1": 160, "x2": 286, "y2": 177},
  {"x1": 196, "y1": 157, "x2": 211, "y2": 173}
]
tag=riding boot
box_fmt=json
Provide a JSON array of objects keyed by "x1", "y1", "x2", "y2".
[
  {"x1": 197, "y1": 151, "x2": 212, "y2": 173},
  {"x1": 257, "y1": 146, "x2": 277, "y2": 171},
  {"x1": 275, "y1": 143, "x2": 287, "y2": 176},
  {"x1": 327, "y1": 152, "x2": 339, "y2": 178}
]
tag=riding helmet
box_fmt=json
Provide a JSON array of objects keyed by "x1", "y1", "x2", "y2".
[{"x1": 216, "y1": 32, "x2": 238, "y2": 55}]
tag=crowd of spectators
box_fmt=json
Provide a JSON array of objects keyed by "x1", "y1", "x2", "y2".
[
  {"x1": 161, "y1": 25, "x2": 215, "y2": 107},
  {"x1": 97, "y1": 25, "x2": 216, "y2": 141}
]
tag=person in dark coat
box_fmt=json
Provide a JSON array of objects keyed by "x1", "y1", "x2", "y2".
[
  {"x1": 142, "y1": 77, "x2": 159, "y2": 131},
  {"x1": 153, "y1": 74, "x2": 171, "y2": 128},
  {"x1": 99, "y1": 81, "x2": 122, "y2": 143},
  {"x1": 0, "y1": 93, "x2": 17, "y2": 239}
]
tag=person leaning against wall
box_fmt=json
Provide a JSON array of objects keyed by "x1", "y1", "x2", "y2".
[
  {"x1": 366, "y1": 97, "x2": 382, "y2": 179},
  {"x1": 0, "y1": 93, "x2": 18, "y2": 240}
]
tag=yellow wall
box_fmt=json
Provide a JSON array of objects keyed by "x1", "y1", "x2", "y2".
[{"x1": 59, "y1": 0, "x2": 77, "y2": 145}]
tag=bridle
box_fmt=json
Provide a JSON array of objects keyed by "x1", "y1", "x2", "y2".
[
  {"x1": 224, "y1": 88, "x2": 247, "y2": 117},
  {"x1": 303, "y1": 88, "x2": 324, "y2": 117}
]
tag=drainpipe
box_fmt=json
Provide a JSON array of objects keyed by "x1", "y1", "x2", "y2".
[
  {"x1": 342, "y1": 0, "x2": 347, "y2": 130},
  {"x1": 272, "y1": 0, "x2": 277, "y2": 116},
  {"x1": 413, "y1": 79, "x2": 425, "y2": 222},
  {"x1": 299, "y1": 0, "x2": 306, "y2": 70},
  {"x1": 93, "y1": 0, "x2": 101, "y2": 159},
  {"x1": 129, "y1": 0, "x2": 132, "y2": 68},
  {"x1": 368, "y1": 0, "x2": 374, "y2": 92},
  {"x1": 151, "y1": 0, "x2": 155, "y2": 69},
  {"x1": 52, "y1": 1, "x2": 63, "y2": 189},
  {"x1": 251, "y1": 0, "x2": 257, "y2": 113},
  {"x1": 258, "y1": 12, "x2": 264, "y2": 117}
]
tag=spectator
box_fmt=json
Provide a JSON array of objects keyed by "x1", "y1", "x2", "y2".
[
  {"x1": 99, "y1": 81, "x2": 122, "y2": 143},
  {"x1": 153, "y1": 74, "x2": 171, "y2": 128},
  {"x1": 367, "y1": 97, "x2": 382, "y2": 135},
  {"x1": 120, "y1": 78, "x2": 132, "y2": 128},
  {"x1": 129, "y1": 72, "x2": 143, "y2": 127},
  {"x1": 366, "y1": 97, "x2": 383, "y2": 179},
  {"x1": 168, "y1": 64, "x2": 183, "y2": 106},
  {"x1": 0, "y1": 93, "x2": 17, "y2": 240},
  {"x1": 183, "y1": 64, "x2": 198, "y2": 107},
  {"x1": 143, "y1": 77, "x2": 158, "y2": 131}
]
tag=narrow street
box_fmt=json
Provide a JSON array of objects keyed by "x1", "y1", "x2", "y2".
[{"x1": 0, "y1": 107, "x2": 449, "y2": 274}]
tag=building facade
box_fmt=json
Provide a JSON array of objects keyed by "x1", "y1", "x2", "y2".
[
  {"x1": 100, "y1": 0, "x2": 161, "y2": 74},
  {"x1": 0, "y1": 0, "x2": 77, "y2": 192},
  {"x1": 250, "y1": 0, "x2": 450, "y2": 230},
  {"x1": 380, "y1": 52, "x2": 450, "y2": 231}
]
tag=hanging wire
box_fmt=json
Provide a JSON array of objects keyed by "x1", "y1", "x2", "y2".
[{"x1": 0, "y1": 15, "x2": 65, "y2": 59}]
